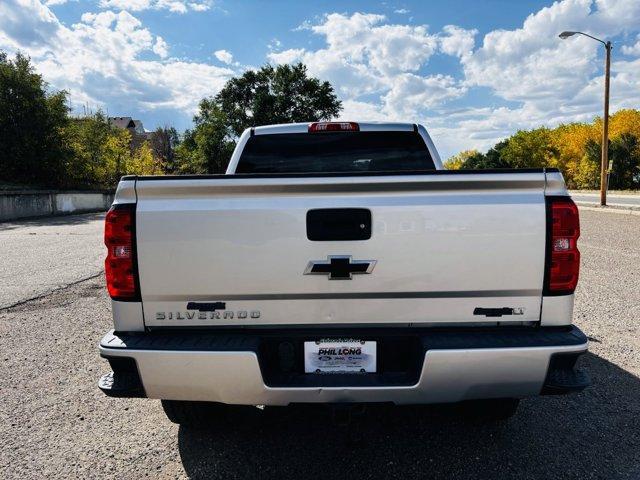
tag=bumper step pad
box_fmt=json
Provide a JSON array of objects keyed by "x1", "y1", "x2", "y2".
[
  {"x1": 98, "y1": 371, "x2": 145, "y2": 398},
  {"x1": 542, "y1": 368, "x2": 590, "y2": 395}
]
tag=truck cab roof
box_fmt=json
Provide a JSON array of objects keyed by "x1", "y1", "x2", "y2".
[{"x1": 226, "y1": 121, "x2": 443, "y2": 173}]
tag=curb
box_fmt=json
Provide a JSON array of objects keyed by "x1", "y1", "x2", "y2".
[
  {"x1": 0, "y1": 208, "x2": 108, "y2": 224},
  {"x1": 575, "y1": 203, "x2": 640, "y2": 216}
]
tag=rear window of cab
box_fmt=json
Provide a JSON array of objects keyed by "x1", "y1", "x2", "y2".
[{"x1": 236, "y1": 131, "x2": 435, "y2": 174}]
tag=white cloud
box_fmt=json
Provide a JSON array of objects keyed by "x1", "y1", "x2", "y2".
[
  {"x1": 99, "y1": 0, "x2": 151, "y2": 11},
  {"x1": 45, "y1": 0, "x2": 73, "y2": 5},
  {"x1": 337, "y1": 99, "x2": 387, "y2": 121},
  {"x1": 0, "y1": 1, "x2": 233, "y2": 124},
  {"x1": 268, "y1": 12, "x2": 448, "y2": 102},
  {"x1": 267, "y1": 48, "x2": 304, "y2": 64},
  {"x1": 394, "y1": 9, "x2": 410, "y2": 14},
  {"x1": 153, "y1": 36, "x2": 168, "y2": 58},
  {"x1": 189, "y1": 2, "x2": 210, "y2": 12},
  {"x1": 213, "y1": 49, "x2": 233, "y2": 64},
  {"x1": 0, "y1": 0, "x2": 60, "y2": 49},
  {"x1": 98, "y1": 0, "x2": 213, "y2": 13},
  {"x1": 621, "y1": 34, "x2": 640, "y2": 56},
  {"x1": 461, "y1": 0, "x2": 640, "y2": 102},
  {"x1": 309, "y1": 13, "x2": 385, "y2": 54},
  {"x1": 462, "y1": 0, "x2": 596, "y2": 102},
  {"x1": 367, "y1": 24, "x2": 439, "y2": 75},
  {"x1": 382, "y1": 74, "x2": 466, "y2": 117},
  {"x1": 439, "y1": 25, "x2": 476, "y2": 59}
]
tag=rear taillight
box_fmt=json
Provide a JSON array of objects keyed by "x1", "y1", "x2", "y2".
[
  {"x1": 104, "y1": 204, "x2": 139, "y2": 301},
  {"x1": 544, "y1": 197, "x2": 580, "y2": 295},
  {"x1": 308, "y1": 122, "x2": 359, "y2": 133}
]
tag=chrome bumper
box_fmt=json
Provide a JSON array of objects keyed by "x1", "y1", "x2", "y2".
[{"x1": 99, "y1": 327, "x2": 588, "y2": 405}]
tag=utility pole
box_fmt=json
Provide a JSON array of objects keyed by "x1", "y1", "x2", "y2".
[{"x1": 600, "y1": 41, "x2": 611, "y2": 206}]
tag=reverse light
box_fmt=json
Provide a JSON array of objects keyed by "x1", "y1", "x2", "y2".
[
  {"x1": 104, "y1": 204, "x2": 139, "y2": 301},
  {"x1": 553, "y1": 238, "x2": 571, "y2": 251},
  {"x1": 545, "y1": 197, "x2": 580, "y2": 295},
  {"x1": 308, "y1": 122, "x2": 359, "y2": 133}
]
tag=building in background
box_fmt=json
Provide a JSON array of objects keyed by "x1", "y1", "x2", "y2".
[{"x1": 108, "y1": 116, "x2": 151, "y2": 151}]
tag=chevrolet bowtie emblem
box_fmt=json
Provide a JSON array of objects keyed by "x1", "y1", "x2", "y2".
[{"x1": 304, "y1": 255, "x2": 377, "y2": 280}]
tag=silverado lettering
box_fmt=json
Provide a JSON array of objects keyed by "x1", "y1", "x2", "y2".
[{"x1": 155, "y1": 311, "x2": 260, "y2": 320}]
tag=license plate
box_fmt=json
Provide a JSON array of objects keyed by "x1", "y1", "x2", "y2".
[{"x1": 304, "y1": 340, "x2": 376, "y2": 373}]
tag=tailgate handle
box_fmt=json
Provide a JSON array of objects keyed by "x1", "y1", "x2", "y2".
[{"x1": 307, "y1": 208, "x2": 371, "y2": 241}]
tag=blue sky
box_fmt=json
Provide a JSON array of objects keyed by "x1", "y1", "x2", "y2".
[{"x1": 1, "y1": 0, "x2": 640, "y2": 158}]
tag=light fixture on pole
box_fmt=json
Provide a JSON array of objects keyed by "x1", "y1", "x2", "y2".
[{"x1": 559, "y1": 31, "x2": 611, "y2": 207}]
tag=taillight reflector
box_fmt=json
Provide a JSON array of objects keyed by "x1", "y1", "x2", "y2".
[
  {"x1": 545, "y1": 197, "x2": 580, "y2": 295},
  {"x1": 104, "y1": 204, "x2": 139, "y2": 301},
  {"x1": 308, "y1": 122, "x2": 359, "y2": 133}
]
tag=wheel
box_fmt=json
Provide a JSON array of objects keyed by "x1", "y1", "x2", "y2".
[
  {"x1": 161, "y1": 400, "x2": 261, "y2": 427},
  {"x1": 458, "y1": 398, "x2": 520, "y2": 422}
]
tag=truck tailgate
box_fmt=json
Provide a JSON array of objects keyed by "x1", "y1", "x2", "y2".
[{"x1": 134, "y1": 172, "x2": 547, "y2": 327}]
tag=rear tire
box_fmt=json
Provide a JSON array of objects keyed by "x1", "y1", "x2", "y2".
[
  {"x1": 161, "y1": 400, "x2": 261, "y2": 427},
  {"x1": 459, "y1": 398, "x2": 520, "y2": 422}
]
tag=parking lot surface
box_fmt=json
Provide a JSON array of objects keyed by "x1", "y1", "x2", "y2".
[
  {"x1": 0, "y1": 213, "x2": 105, "y2": 309},
  {"x1": 0, "y1": 209, "x2": 639, "y2": 479}
]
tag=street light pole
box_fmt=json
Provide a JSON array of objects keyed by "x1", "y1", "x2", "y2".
[
  {"x1": 601, "y1": 41, "x2": 611, "y2": 206},
  {"x1": 559, "y1": 31, "x2": 611, "y2": 206}
]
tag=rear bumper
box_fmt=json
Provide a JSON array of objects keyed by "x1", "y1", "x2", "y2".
[{"x1": 99, "y1": 326, "x2": 588, "y2": 405}]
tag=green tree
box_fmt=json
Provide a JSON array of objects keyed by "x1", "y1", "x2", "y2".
[
  {"x1": 584, "y1": 133, "x2": 640, "y2": 190},
  {"x1": 444, "y1": 142, "x2": 511, "y2": 170},
  {"x1": 482, "y1": 140, "x2": 510, "y2": 168},
  {"x1": 0, "y1": 52, "x2": 69, "y2": 186},
  {"x1": 63, "y1": 112, "x2": 113, "y2": 188},
  {"x1": 215, "y1": 63, "x2": 342, "y2": 137},
  {"x1": 150, "y1": 126, "x2": 180, "y2": 173},
  {"x1": 174, "y1": 129, "x2": 202, "y2": 173},
  {"x1": 175, "y1": 102, "x2": 236, "y2": 174},
  {"x1": 609, "y1": 133, "x2": 640, "y2": 189},
  {"x1": 176, "y1": 63, "x2": 342, "y2": 173},
  {"x1": 194, "y1": 100, "x2": 236, "y2": 173},
  {"x1": 500, "y1": 128, "x2": 557, "y2": 169}
]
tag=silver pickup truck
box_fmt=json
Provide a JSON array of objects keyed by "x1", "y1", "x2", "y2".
[{"x1": 98, "y1": 121, "x2": 589, "y2": 424}]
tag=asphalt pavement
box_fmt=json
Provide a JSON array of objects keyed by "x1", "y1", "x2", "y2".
[
  {"x1": 0, "y1": 209, "x2": 639, "y2": 479},
  {"x1": 0, "y1": 213, "x2": 105, "y2": 309}
]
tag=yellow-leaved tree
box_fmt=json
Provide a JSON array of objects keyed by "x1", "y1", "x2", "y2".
[
  {"x1": 102, "y1": 128, "x2": 132, "y2": 186},
  {"x1": 606, "y1": 109, "x2": 640, "y2": 139},
  {"x1": 128, "y1": 141, "x2": 160, "y2": 175},
  {"x1": 447, "y1": 109, "x2": 640, "y2": 190},
  {"x1": 443, "y1": 150, "x2": 482, "y2": 170},
  {"x1": 549, "y1": 122, "x2": 598, "y2": 189}
]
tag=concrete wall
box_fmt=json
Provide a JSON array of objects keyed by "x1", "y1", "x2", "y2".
[{"x1": 0, "y1": 191, "x2": 114, "y2": 222}]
